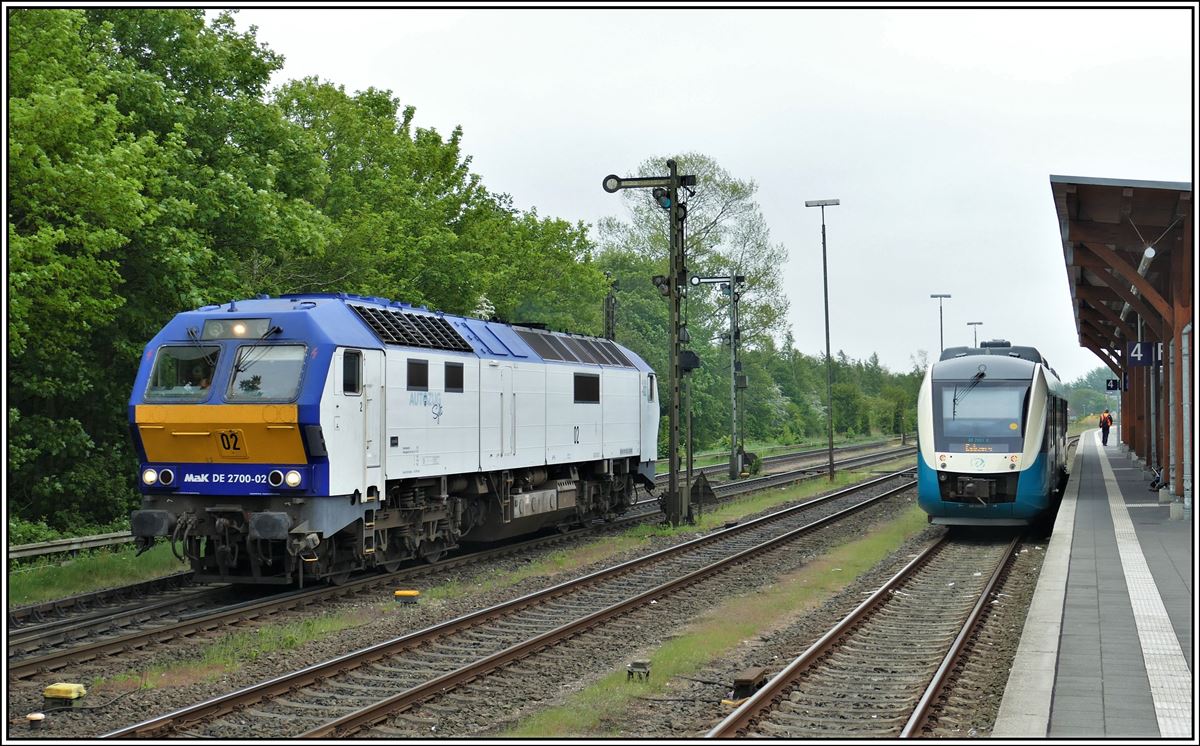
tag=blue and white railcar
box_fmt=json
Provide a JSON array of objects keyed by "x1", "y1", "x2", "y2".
[
  {"x1": 129, "y1": 294, "x2": 659, "y2": 584},
  {"x1": 916, "y1": 341, "x2": 1069, "y2": 526}
]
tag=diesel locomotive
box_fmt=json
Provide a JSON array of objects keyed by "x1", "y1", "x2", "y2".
[
  {"x1": 916, "y1": 340, "x2": 1069, "y2": 526},
  {"x1": 129, "y1": 294, "x2": 660, "y2": 584}
]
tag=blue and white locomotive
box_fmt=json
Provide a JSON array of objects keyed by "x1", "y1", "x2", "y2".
[
  {"x1": 916, "y1": 340, "x2": 1069, "y2": 526},
  {"x1": 129, "y1": 294, "x2": 659, "y2": 584}
]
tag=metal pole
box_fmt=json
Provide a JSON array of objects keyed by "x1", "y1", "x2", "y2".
[
  {"x1": 939, "y1": 299, "x2": 944, "y2": 352},
  {"x1": 821, "y1": 205, "x2": 835, "y2": 482},
  {"x1": 729, "y1": 271, "x2": 738, "y2": 480},
  {"x1": 666, "y1": 159, "x2": 683, "y2": 526},
  {"x1": 687, "y1": 374, "x2": 695, "y2": 522}
]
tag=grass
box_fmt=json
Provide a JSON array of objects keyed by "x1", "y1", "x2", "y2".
[
  {"x1": 7, "y1": 542, "x2": 188, "y2": 607},
  {"x1": 1068, "y1": 415, "x2": 1099, "y2": 437},
  {"x1": 658, "y1": 433, "x2": 905, "y2": 474},
  {"x1": 503, "y1": 503, "x2": 931, "y2": 737},
  {"x1": 79, "y1": 458, "x2": 920, "y2": 698},
  {"x1": 91, "y1": 607, "x2": 378, "y2": 693}
]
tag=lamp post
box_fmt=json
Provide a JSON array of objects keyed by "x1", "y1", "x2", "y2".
[
  {"x1": 967, "y1": 321, "x2": 982, "y2": 347},
  {"x1": 930, "y1": 294, "x2": 951, "y2": 352},
  {"x1": 805, "y1": 198, "x2": 839, "y2": 482}
]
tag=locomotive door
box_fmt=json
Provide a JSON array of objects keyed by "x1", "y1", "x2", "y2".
[
  {"x1": 499, "y1": 364, "x2": 514, "y2": 457},
  {"x1": 336, "y1": 348, "x2": 366, "y2": 498},
  {"x1": 362, "y1": 349, "x2": 384, "y2": 492}
]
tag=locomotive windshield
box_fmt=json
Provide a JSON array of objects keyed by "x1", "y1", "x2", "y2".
[
  {"x1": 227, "y1": 344, "x2": 307, "y2": 401},
  {"x1": 146, "y1": 345, "x2": 220, "y2": 401},
  {"x1": 932, "y1": 381, "x2": 1029, "y2": 453}
]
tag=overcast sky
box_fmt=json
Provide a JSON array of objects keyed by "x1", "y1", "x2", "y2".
[{"x1": 228, "y1": 4, "x2": 1195, "y2": 384}]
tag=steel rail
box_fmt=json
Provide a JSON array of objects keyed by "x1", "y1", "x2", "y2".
[
  {"x1": 8, "y1": 571, "x2": 196, "y2": 628},
  {"x1": 102, "y1": 470, "x2": 915, "y2": 738},
  {"x1": 302, "y1": 479, "x2": 918, "y2": 738},
  {"x1": 9, "y1": 448, "x2": 912, "y2": 678},
  {"x1": 900, "y1": 535, "x2": 1021, "y2": 737},
  {"x1": 706, "y1": 535, "x2": 1022, "y2": 738},
  {"x1": 706, "y1": 536, "x2": 948, "y2": 738}
]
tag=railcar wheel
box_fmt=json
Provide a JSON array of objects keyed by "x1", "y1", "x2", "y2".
[{"x1": 419, "y1": 539, "x2": 445, "y2": 564}]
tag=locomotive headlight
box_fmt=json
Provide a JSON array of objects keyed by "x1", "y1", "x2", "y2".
[
  {"x1": 159, "y1": 468, "x2": 175, "y2": 486},
  {"x1": 232, "y1": 322, "x2": 247, "y2": 336},
  {"x1": 142, "y1": 468, "x2": 158, "y2": 486},
  {"x1": 268, "y1": 470, "x2": 284, "y2": 487},
  {"x1": 285, "y1": 470, "x2": 302, "y2": 487}
]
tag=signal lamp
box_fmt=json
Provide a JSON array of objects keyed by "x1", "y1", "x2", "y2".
[{"x1": 652, "y1": 187, "x2": 672, "y2": 210}]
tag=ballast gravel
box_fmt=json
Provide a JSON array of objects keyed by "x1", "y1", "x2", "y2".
[{"x1": 7, "y1": 482, "x2": 1042, "y2": 740}]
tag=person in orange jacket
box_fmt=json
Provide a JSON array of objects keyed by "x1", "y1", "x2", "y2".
[{"x1": 1100, "y1": 409, "x2": 1114, "y2": 446}]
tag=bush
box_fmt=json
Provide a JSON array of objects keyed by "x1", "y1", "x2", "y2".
[{"x1": 8, "y1": 517, "x2": 63, "y2": 545}]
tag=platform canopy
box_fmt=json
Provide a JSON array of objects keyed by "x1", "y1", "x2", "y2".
[{"x1": 1050, "y1": 175, "x2": 1192, "y2": 373}]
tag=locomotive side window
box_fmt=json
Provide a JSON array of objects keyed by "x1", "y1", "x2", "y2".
[
  {"x1": 343, "y1": 350, "x2": 362, "y2": 395},
  {"x1": 407, "y1": 359, "x2": 428, "y2": 391},
  {"x1": 648, "y1": 374, "x2": 655, "y2": 402},
  {"x1": 146, "y1": 345, "x2": 220, "y2": 402},
  {"x1": 227, "y1": 345, "x2": 306, "y2": 402},
  {"x1": 574, "y1": 373, "x2": 600, "y2": 403},
  {"x1": 445, "y1": 362, "x2": 464, "y2": 393}
]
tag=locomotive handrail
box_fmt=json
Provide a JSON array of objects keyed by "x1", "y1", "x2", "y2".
[{"x1": 8, "y1": 531, "x2": 134, "y2": 561}]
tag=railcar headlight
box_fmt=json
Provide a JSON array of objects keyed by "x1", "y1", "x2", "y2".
[
  {"x1": 142, "y1": 468, "x2": 158, "y2": 486},
  {"x1": 285, "y1": 470, "x2": 302, "y2": 488}
]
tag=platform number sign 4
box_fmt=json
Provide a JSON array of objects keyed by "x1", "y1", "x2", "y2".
[
  {"x1": 1105, "y1": 379, "x2": 1120, "y2": 391},
  {"x1": 1127, "y1": 341, "x2": 1156, "y2": 367}
]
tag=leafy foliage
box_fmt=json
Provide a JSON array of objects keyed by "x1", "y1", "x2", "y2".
[{"x1": 8, "y1": 11, "x2": 921, "y2": 535}]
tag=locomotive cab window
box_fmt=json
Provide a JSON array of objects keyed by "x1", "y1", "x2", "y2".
[
  {"x1": 445, "y1": 362, "x2": 464, "y2": 393},
  {"x1": 574, "y1": 373, "x2": 600, "y2": 403},
  {"x1": 343, "y1": 350, "x2": 361, "y2": 395},
  {"x1": 407, "y1": 359, "x2": 428, "y2": 391},
  {"x1": 146, "y1": 345, "x2": 221, "y2": 402},
  {"x1": 227, "y1": 345, "x2": 306, "y2": 402}
]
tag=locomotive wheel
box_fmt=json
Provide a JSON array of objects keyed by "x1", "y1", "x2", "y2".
[
  {"x1": 376, "y1": 533, "x2": 405, "y2": 573},
  {"x1": 328, "y1": 570, "x2": 354, "y2": 585},
  {"x1": 419, "y1": 539, "x2": 445, "y2": 564}
]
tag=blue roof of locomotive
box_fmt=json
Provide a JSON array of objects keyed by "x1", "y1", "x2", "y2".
[{"x1": 140, "y1": 293, "x2": 652, "y2": 372}]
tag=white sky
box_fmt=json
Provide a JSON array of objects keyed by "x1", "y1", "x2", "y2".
[{"x1": 228, "y1": 4, "x2": 1196, "y2": 384}]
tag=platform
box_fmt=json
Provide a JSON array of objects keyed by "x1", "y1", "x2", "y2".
[{"x1": 993, "y1": 430, "x2": 1194, "y2": 739}]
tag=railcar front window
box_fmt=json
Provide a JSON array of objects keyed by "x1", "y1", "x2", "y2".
[
  {"x1": 146, "y1": 346, "x2": 220, "y2": 402},
  {"x1": 227, "y1": 345, "x2": 306, "y2": 402},
  {"x1": 933, "y1": 382, "x2": 1028, "y2": 453}
]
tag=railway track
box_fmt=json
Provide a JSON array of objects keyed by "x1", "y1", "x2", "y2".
[
  {"x1": 706, "y1": 533, "x2": 1022, "y2": 738},
  {"x1": 102, "y1": 469, "x2": 917, "y2": 738},
  {"x1": 9, "y1": 445, "x2": 913, "y2": 680}
]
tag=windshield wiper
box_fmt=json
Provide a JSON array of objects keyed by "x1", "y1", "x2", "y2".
[
  {"x1": 234, "y1": 326, "x2": 282, "y2": 374},
  {"x1": 187, "y1": 327, "x2": 218, "y2": 367},
  {"x1": 952, "y1": 368, "x2": 987, "y2": 419}
]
